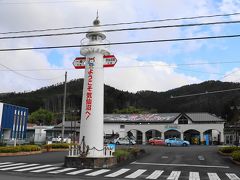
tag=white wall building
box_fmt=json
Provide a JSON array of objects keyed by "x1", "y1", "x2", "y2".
[{"x1": 103, "y1": 112, "x2": 225, "y2": 145}]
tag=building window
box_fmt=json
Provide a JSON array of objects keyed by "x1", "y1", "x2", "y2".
[{"x1": 178, "y1": 116, "x2": 188, "y2": 124}]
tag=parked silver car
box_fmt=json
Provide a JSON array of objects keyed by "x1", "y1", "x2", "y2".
[{"x1": 113, "y1": 137, "x2": 136, "y2": 145}]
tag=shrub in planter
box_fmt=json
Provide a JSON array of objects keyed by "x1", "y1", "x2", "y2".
[
  {"x1": 113, "y1": 149, "x2": 130, "y2": 162},
  {"x1": 232, "y1": 150, "x2": 240, "y2": 162},
  {"x1": 218, "y1": 146, "x2": 240, "y2": 154},
  {"x1": 43, "y1": 143, "x2": 70, "y2": 151},
  {"x1": 0, "y1": 145, "x2": 40, "y2": 153}
]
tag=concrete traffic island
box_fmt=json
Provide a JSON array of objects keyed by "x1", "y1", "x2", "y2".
[{"x1": 64, "y1": 156, "x2": 117, "y2": 168}]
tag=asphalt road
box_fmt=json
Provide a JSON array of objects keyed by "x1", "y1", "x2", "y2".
[{"x1": 0, "y1": 145, "x2": 239, "y2": 180}]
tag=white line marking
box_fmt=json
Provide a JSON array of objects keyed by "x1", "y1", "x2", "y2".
[
  {"x1": 15, "y1": 164, "x2": 53, "y2": 172},
  {"x1": 105, "y1": 168, "x2": 130, "y2": 177},
  {"x1": 66, "y1": 169, "x2": 92, "y2": 175},
  {"x1": 0, "y1": 162, "x2": 12, "y2": 165},
  {"x1": 189, "y1": 172, "x2": 200, "y2": 180},
  {"x1": 131, "y1": 162, "x2": 229, "y2": 168},
  {"x1": 208, "y1": 173, "x2": 221, "y2": 180},
  {"x1": 167, "y1": 171, "x2": 181, "y2": 180},
  {"x1": 0, "y1": 164, "x2": 39, "y2": 171},
  {"x1": 31, "y1": 167, "x2": 61, "y2": 173},
  {"x1": 48, "y1": 168, "x2": 76, "y2": 174},
  {"x1": 0, "y1": 163, "x2": 26, "y2": 168},
  {"x1": 146, "y1": 170, "x2": 164, "y2": 179},
  {"x1": 125, "y1": 169, "x2": 147, "y2": 179},
  {"x1": 198, "y1": 155, "x2": 205, "y2": 161},
  {"x1": 226, "y1": 173, "x2": 240, "y2": 180},
  {"x1": 86, "y1": 169, "x2": 110, "y2": 176}
]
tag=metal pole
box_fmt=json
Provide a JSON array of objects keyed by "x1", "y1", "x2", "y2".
[{"x1": 61, "y1": 71, "x2": 67, "y2": 143}]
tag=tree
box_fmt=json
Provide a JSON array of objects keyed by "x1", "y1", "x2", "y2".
[{"x1": 29, "y1": 108, "x2": 54, "y2": 125}]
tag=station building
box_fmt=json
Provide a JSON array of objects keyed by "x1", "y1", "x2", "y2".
[
  {"x1": 0, "y1": 102, "x2": 28, "y2": 141},
  {"x1": 103, "y1": 112, "x2": 225, "y2": 145}
]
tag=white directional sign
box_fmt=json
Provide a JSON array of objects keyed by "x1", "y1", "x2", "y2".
[
  {"x1": 73, "y1": 57, "x2": 86, "y2": 69},
  {"x1": 73, "y1": 55, "x2": 117, "y2": 69},
  {"x1": 103, "y1": 55, "x2": 117, "y2": 67}
]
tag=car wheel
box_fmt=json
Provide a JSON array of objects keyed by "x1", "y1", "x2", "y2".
[
  {"x1": 167, "y1": 143, "x2": 171, "y2": 147},
  {"x1": 183, "y1": 143, "x2": 187, "y2": 147},
  {"x1": 116, "y1": 142, "x2": 120, "y2": 145}
]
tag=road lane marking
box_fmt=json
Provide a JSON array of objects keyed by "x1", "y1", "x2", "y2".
[
  {"x1": 66, "y1": 169, "x2": 92, "y2": 175},
  {"x1": 189, "y1": 172, "x2": 200, "y2": 180},
  {"x1": 0, "y1": 163, "x2": 26, "y2": 168},
  {"x1": 167, "y1": 171, "x2": 181, "y2": 180},
  {"x1": 198, "y1": 155, "x2": 205, "y2": 161},
  {"x1": 146, "y1": 170, "x2": 164, "y2": 179},
  {"x1": 208, "y1": 173, "x2": 221, "y2": 180},
  {"x1": 105, "y1": 168, "x2": 130, "y2": 177},
  {"x1": 86, "y1": 169, "x2": 110, "y2": 176},
  {"x1": 226, "y1": 173, "x2": 240, "y2": 180},
  {"x1": 131, "y1": 162, "x2": 229, "y2": 168},
  {"x1": 30, "y1": 167, "x2": 61, "y2": 173},
  {"x1": 48, "y1": 168, "x2": 76, "y2": 174},
  {"x1": 125, "y1": 169, "x2": 147, "y2": 179},
  {"x1": 0, "y1": 164, "x2": 39, "y2": 171},
  {"x1": 15, "y1": 164, "x2": 53, "y2": 172},
  {"x1": 161, "y1": 156, "x2": 168, "y2": 159},
  {"x1": 0, "y1": 162, "x2": 12, "y2": 165}
]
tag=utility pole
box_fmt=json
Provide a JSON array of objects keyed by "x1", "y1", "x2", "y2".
[{"x1": 62, "y1": 71, "x2": 67, "y2": 142}]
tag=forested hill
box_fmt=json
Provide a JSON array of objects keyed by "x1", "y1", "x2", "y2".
[{"x1": 0, "y1": 80, "x2": 239, "y2": 122}]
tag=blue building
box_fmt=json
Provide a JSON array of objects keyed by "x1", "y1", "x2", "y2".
[{"x1": 0, "y1": 102, "x2": 28, "y2": 140}]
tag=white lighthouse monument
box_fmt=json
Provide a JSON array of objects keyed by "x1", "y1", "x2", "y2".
[{"x1": 73, "y1": 16, "x2": 117, "y2": 158}]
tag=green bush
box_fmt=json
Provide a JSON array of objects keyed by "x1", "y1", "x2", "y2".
[
  {"x1": 113, "y1": 147, "x2": 145, "y2": 162},
  {"x1": 0, "y1": 145, "x2": 40, "y2": 153},
  {"x1": 113, "y1": 149, "x2": 130, "y2": 161},
  {"x1": 218, "y1": 146, "x2": 240, "y2": 154},
  {"x1": 43, "y1": 143, "x2": 70, "y2": 149},
  {"x1": 232, "y1": 150, "x2": 240, "y2": 162}
]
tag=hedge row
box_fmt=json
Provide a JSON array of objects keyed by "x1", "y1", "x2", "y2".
[
  {"x1": 43, "y1": 143, "x2": 71, "y2": 149},
  {"x1": 113, "y1": 147, "x2": 145, "y2": 162},
  {"x1": 218, "y1": 146, "x2": 240, "y2": 154},
  {"x1": 219, "y1": 146, "x2": 240, "y2": 162},
  {"x1": 232, "y1": 151, "x2": 240, "y2": 161},
  {"x1": 0, "y1": 145, "x2": 41, "y2": 153}
]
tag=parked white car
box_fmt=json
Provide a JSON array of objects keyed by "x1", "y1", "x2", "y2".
[
  {"x1": 51, "y1": 136, "x2": 68, "y2": 143},
  {"x1": 113, "y1": 137, "x2": 136, "y2": 145}
]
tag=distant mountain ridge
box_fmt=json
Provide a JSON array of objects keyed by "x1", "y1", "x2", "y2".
[{"x1": 0, "y1": 79, "x2": 239, "y2": 122}]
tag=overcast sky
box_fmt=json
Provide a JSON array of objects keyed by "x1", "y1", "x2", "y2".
[{"x1": 0, "y1": 0, "x2": 240, "y2": 93}]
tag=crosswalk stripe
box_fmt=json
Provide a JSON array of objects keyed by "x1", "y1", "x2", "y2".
[
  {"x1": 66, "y1": 169, "x2": 92, "y2": 175},
  {"x1": 189, "y1": 172, "x2": 200, "y2": 180},
  {"x1": 30, "y1": 167, "x2": 61, "y2": 173},
  {"x1": 14, "y1": 164, "x2": 53, "y2": 172},
  {"x1": 125, "y1": 169, "x2": 147, "y2": 179},
  {"x1": 0, "y1": 162, "x2": 12, "y2": 165},
  {"x1": 105, "y1": 168, "x2": 130, "y2": 177},
  {"x1": 86, "y1": 169, "x2": 110, "y2": 176},
  {"x1": 226, "y1": 173, "x2": 240, "y2": 180},
  {"x1": 208, "y1": 173, "x2": 221, "y2": 180},
  {"x1": 0, "y1": 164, "x2": 39, "y2": 171},
  {"x1": 0, "y1": 163, "x2": 26, "y2": 168},
  {"x1": 48, "y1": 168, "x2": 76, "y2": 174},
  {"x1": 167, "y1": 171, "x2": 181, "y2": 180},
  {"x1": 146, "y1": 170, "x2": 164, "y2": 179}
]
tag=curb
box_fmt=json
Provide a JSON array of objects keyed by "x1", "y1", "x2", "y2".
[{"x1": 217, "y1": 151, "x2": 232, "y2": 156}]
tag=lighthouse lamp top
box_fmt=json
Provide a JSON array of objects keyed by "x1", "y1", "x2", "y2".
[{"x1": 86, "y1": 16, "x2": 106, "y2": 41}]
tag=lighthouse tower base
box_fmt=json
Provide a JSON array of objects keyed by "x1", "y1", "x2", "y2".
[{"x1": 64, "y1": 156, "x2": 117, "y2": 169}]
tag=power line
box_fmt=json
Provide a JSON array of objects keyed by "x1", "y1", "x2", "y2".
[
  {"x1": 0, "y1": 63, "x2": 63, "y2": 80},
  {"x1": 170, "y1": 87, "x2": 240, "y2": 99},
  {"x1": 1, "y1": 33, "x2": 240, "y2": 52},
  {"x1": 1, "y1": 20, "x2": 240, "y2": 40},
  {"x1": 1, "y1": 12, "x2": 240, "y2": 35}
]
